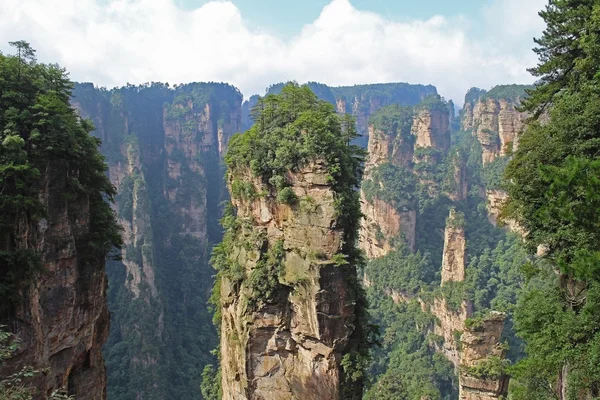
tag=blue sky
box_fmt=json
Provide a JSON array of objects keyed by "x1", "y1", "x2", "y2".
[
  {"x1": 176, "y1": 0, "x2": 487, "y2": 38},
  {"x1": 0, "y1": 0, "x2": 547, "y2": 102}
]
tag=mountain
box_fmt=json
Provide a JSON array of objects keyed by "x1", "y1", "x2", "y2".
[
  {"x1": 214, "y1": 83, "x2": 371, "y2": 399},
  {"x1": 71, "y1": 82, "x2": 242, "y2": 399},
  {"x1": 0, "y1": 45, "x2": 120, "y2": 399},
  {"x1": 242, "y1": 82, "x2": 437, "y2": 145}
]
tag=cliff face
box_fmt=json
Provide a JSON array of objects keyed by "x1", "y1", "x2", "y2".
[
  {"x1": 459, "y1": 313, "x2": 509, "y2": 400},
  {"x1": 427, "y1": 211, "x2": 508, "y2": 400},
  {"x1": 413, "y1": 108, "x2": 451, "y2": 153},
  {"x1": 244, "y1": 82, "x2": 437, "y2": 142},
  {"x1": 461, "y1": 86, "x2": 529, "y2": 164},
  {"x1": 441, "y1": 210, "x2": 466, "y2": 283},
  {"x1": 72, "y1": 82, "x2": 242, "y2": 399},
  {"x1": 220, "y1": 163, "x2": 358, "y2": 400},
  {"x1": 359, "y1": 102, "x2": 450, "y2": 258},
  {"x1": 0, "y1": 160, "x2": 109, "y2": 399}
]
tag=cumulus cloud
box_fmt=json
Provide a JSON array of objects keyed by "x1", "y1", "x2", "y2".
[{"x1": 0, "y1": 0, "x2": 547, "y2": 103}]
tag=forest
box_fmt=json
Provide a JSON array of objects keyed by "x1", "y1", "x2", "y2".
[{"x1": 1, "y1": 0, "x2": 600, "y2": 399}]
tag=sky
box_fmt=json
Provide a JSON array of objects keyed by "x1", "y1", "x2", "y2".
[{"x1": 0, "y1": 0, "x2": 548, "y2": 103}]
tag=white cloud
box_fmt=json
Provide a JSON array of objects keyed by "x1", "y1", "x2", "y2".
[{"x1": 0, "y1": 0, "x2": 547, "y2": 103}]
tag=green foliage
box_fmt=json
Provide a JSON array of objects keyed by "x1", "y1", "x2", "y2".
[
  {"x1": 362, "y1": 163, "x2": 417, "y2": 212},
  {"x1": 502, "y1": 2, "x2": 600, "y2": 397},
  {"x1": 0, "y1": 42, "x2": 122, "y2": 304},
  {"x1": 200, "y1": 365, "x2": 221, "y2": 400},
  {"x1": 246, "y1": 240, "x2": 285, "y2": 306},
  {"x1": 463, "y1": 356, "x2": 510, "y2": 379},
  {"x1": 73, "y1": 80, "x2": 241, "y2": 399},
  {"x1": 331, "y1": 83, "x2": 438, "y2": 114},
  {"x1": 463, "y1": 87, "x2": 487, "y2": 106},
  {"x1": 481, "y1": 85, "x2": 531, "y2": 102},
  {"x1": 368, "y1": 104, "x2": 415, "y2": 138},
  {"x1": 417, "y1": 94, "x2": 451, "y2": 113},
  {"x1": 276, "y1": 187, "x2": 297, "y2": 205},
  {"x1": 0, "y1": 326, "x2": 73, "y2": 400},
  {"x1": 481, "y1": 155, "x2": 510, "y2": 190}
]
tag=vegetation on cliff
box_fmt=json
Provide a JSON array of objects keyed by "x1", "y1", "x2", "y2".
[
  {"x1": 0, "y1": 41, "x2": 121, "y2": 304},
  {"x1": 72, "y1": 80, "x2": 242, "y2": 399},
  {"x1": 212, "y1": 83, "x2": 375, "y2": 398}
]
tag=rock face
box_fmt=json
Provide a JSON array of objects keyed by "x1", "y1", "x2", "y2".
[
  {"x1": 413, "y1": 108, "x2": 451, "y2": 153},
  {"x1": 360, "y1": 191, "x2": 417, "y2": 258},
  {"x1": 0, "y1": 161, "x2": 109, "y2": 399},
  {"x1": 441, "y1": 210, "x2": 466, "y2": 284},
  {"x1": 426, "y1": 211, "x2": 509, "y2": 400},
  {"x1": 72, "y1": 82, "x2": 242, "y2": 399},
  {"x1": 359, "y1": 103, "x2": 450, "y2": 258},
  {"x1": 461, "y1": 87, "x2": 529, "y2": 164},
  {"x1": 220, "y1": 162, "x2": 360, "y2": 400},
  {"x1": 459, "y1": 313, "x2": 509, "y2": 400}
]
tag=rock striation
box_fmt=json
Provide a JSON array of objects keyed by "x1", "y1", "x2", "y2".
[
  {"x1": 425, "y1": 210, "x2": 509, "y2": 400},
  {"x1": 461, "y1": 86, "x2": 529, "y2": 164},
  {"x1": 71, "y1": 82, "x2": 242, "y2": 399},
  {"x1": 220, "y1": 162, "x2": 361, "y2": 400},
  {"x1": 0, "y1": 156, "x2": 110, "y2": 399},
  {"x1": 359, "y1": 101, "x2": 450, "y2": 258},
  {"x1": 459, "y1": 313, "x2": 509, "y2": 400}
]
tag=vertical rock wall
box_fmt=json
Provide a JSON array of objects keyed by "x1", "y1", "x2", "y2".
[
  {"x1": 220, "y1": 163, "x2": 360, "y2": 400},
  {"x1": 460, "y1": 88, "x2": 528, "y2": 165},
  {"x1": 359, "y1": 104, "x2": 450, "y2": 259},
  {"x1": 72, "y1": 82, "x2": 242, "y2": 399},
  {"x1": 0, "y1": 161, "x2": 109, "y2": 399}
]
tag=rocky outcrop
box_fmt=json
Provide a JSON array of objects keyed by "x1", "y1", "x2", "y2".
[
  {"x1": 220, "y1": 162, "x2": 361, "y2": 400},
  {"x1": 426, "y1": 211, "x2": 509, "y2": 399},
  {"x1": 441, "y1": 210, "x2": 466, "y2": 284},
  {"x1": 485, "y1": 189, "x2": 525, "y2": 236},
  {"x1": 461, "y1": 87, "x2": 529, "y2": 164},
  {"x1": 359, "y1": 102, "x2": 450, "y2": 259},
  {"x1": 360, "y1": 191, "x2": 417, "y2": 258},
  {"x1": 365, "y1": 126, "x2": 414, "y2": 172},
  {"x1": 0, "y1": 161, "x2": 109, "y2": 399},
  {"x1": 412, "y1": 108, "x2": 451, "y2": 153},
  {"x1": 459, "y1": 313, "x2": 509, "y2": 400}
]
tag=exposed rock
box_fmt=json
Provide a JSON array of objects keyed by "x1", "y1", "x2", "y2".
[
  {"x1": 441, "y1": 210, "x2": 466, "y2": 284},
  {"x1": 459, "y1": 313, "x2": 509, "y2": 400},
  {"x1": 0, "y1": 160, "x2": 109, "y2": 399},
  {"x1": 485, "y1": 190, "x2": 524, "y2": 235},
  {"x1": 448, "y1": 153, "x2": 468, "y2": 201},
  {"x1": 71, "y1": 82, "x2": 242, "y2": 398},
  {"x1": 359, "y1": 192, "x2": 417, "y2": 257},
  {"x1": 412, "y1": 108, "x2": 451, "y2": 153},
  {"x1": 427, "y1": 298, "x2": 472, "y2": 368},
  {"x1": 365, "y1": 126, "x2": 414, "y2": 172},
  {"x1": 461, "y1": 96, "x2": 527, "y2": 164},
  {"x1": 221, "y1": 162, "x2": 360, "y2": 400}
]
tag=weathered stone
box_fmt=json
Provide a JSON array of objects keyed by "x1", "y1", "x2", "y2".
[
  {"x1": 0, "y1": 160, "x2": 109, "y2": 399},
  {"x1": 441, "y1": 210, "x2": 466, "y2": 284},
  {"x1": 221, "y1": 163, "x2": 359, "y2": 400},
  {"x1": 461, "y1": 98, "x2": 527, "y2": 164}
]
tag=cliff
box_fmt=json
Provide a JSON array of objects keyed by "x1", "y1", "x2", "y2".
[
  {"x1": 216, "y1": 84, "x2": 368, "y2": 400},
  {"x1": 441, "y1": 210, "x2": 466, "y2": 283},
  {"x1": 461, "y1": 85, "x2": 530, "y2": 164},
  {"x1": 0, "y1": 55, "x2": 120, "y2": 399},
  {"x1": 426, "y1": 211, "x2": 509, "y2": 400},
  {"x1": 71, "y1": 82, "x2": 242, "y2": 399},
  {"x1": 0, "y1": 160, "x2": 111, "y2": 399},
  {"x1": 359, "y1": 99, "x2": 450, "y2": 258},
  {"x1": 459, "y1": 313, "x2": 509, "y2": 400}
]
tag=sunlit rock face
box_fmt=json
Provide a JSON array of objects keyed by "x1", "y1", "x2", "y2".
[{"x1": 221, "y1": 162, "x2": 361, "y2": 400}]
